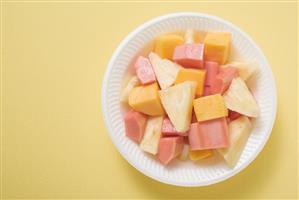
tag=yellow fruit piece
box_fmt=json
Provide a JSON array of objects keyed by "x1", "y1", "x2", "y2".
[
  {"x1": 154, "y1": 34, "x2": 184, "y2": 60},
  {"x1": 120, "y1": 76, "x2": 140, "y2": 102},
  {"x1": 189, "y1": 149, "x2": 213, "y2": 161},
  {"x1": 193, "y1": 94, "x2": 228, "y2": 122},
  {"x1": 204, "y1": 32, "x2": 231, "y2": 64},
  {"x1": 175, "y1": 68, "x2": 206, "y2": 96},
  {"x1": 128, "y1": 83, "x2": 165, "y2": 116}
]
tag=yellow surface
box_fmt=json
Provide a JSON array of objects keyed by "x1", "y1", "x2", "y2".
[
  {"x1": 154, "y1": 34, "x2": 184, "y2": 60},
  {"x1": 194, "y1": 94, "x2": 228, "y2": 122},
  {"x1": 1, "y1": 1, "x2": 298, "y2": 199},
  {"x1": 189, "y1": 149, "x2": 213, "y2": 161},
  {"x1": 175, "y1": 68, "x2": 206, "y2": 96}
]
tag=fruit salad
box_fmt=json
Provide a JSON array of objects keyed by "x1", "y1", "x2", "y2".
[{"x1": 121, "y1": 29, "x2": 259, "y2": 167}]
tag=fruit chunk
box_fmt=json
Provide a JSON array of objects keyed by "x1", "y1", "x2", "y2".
[
  {"x1": 161, "y1": 117, "x2": 187, "y2": 136},
  {"x1": 157, "y1": 136, "x2": 184, "y2": 165},
  {"x1": 134, "y1": 56, "x2": 156, "y2": 85},
  {"x1": 175, "y1": 68, "x2": 206, "y2": 96},
  {"x1": 184, "y1": 29, "x2": 194, "y2": 44},
  {"x1": 149, "y1": 52, "x2": 180, "y2": 89},
  {"x1": 218, "y1": 116, "x2": 252, "y2": 167},
  {"x1": 159, "y1": 81, "x2": 197, "y2": 132},
  {"x1": 222, "y1": 61, "x2": 258, "y2": 82},
  {"x1": 188, "y1": 118, "x2": 229, "y2": 150},
  {"x1": 154, "y1": 34, "x2": 184, "y2": 60},
  {"x1": 193, "y1": 94, "x2": 228, "y2": 122},
  {"x1": 223, "y1": 77, "x2": 259, "y2": 117},
  {"x1": 204, "y1": 32, "x2": 231, "y2": 64},
  {"x1": 179, "y1": 144, "x2": 190, "y2": 160},
  {"x1": 204, "y1": 61, "x2": 219, "y2": 86},
  {"x1": 173, "y1": 43, "x2": 204, "y2": 68},
  {"x1": 128, "y1": 83, "x2": 164, "y2": 116},
  {"x1": 124, "y1": 109, "x2": 147, "y2": 143},
  {"x1": 140, "y1": 116, "x2": 163, "y2": 155},
  {"x1": 189, "y1": 149, "x2": 213, "y2": 161},
  {"x1": 120, "y1": 76, "x2": 140, "y2": 102},
  {"x1": 210, "y1": 67, "x2": 239, "y2": 94},
  {"x1": 203, "y1": 86, "x2": 211, "y2": 96},
  {"x1": 228, "y1": 110, "x2": 242, "y2": 121}
]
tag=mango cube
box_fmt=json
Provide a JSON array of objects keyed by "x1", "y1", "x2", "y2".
[
  {"x1": 189, "y1": 149, "x2": 213, "y2": 161},
  {"x1": 175, "y1": 68, "x2": 206, "y2": 97},
  {"x1": 204, "y1": 32, "x2": 231, "y2": 64},
  {"x1": 193, "y1": 94, "x2": 228, "y2": 122},
  {"x1": 128, "y1": 83, "x2": 165, "y2": 116},
  {"x1": 154, "y1": 34, "x2": 184, "y2": 60}
]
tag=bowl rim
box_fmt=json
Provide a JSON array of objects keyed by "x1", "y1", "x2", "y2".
[{"x1": 101, "y1": 12, "x2": 277, "y2": 187}]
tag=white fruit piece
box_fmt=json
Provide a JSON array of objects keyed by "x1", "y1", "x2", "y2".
[
  {"x1": 159, "y1": 81, "x2": 197, "y2": 132},
  {"x1": 218, "y1": 116, "x2": 252, "y2": 167},
  {"x1": 184, "y1": 29, "x2": 194, "y2": 44},
  {"x1": 120, "y1": 76, "x2": 140, "y2": 102},
  {"x1": 222, "y1": 61, "x2": 258, "y2": 82},
  {"x1": 179, "y1": 144, "x2": 190, "y2": 160},
  {"x1": 223, "y1": 77, "x2": 259, "y2": 117},
  {"x1": 140, "y1": 116, "x2": 163, "y2": 155},
  {"x1": 149, "y1": 52, "x2": 181, "y2": 89}
]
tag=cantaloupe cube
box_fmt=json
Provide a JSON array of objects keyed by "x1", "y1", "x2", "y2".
[
  {"x1": 128, "y1": 83, "x2": 165, "y2": 116},
  {"x1": 204, "y1": 32, "x2": 231, "y2": 64},
  {"x1": 175, "y1": 68, "x2": 206, "y2": 96},
  {"x1": 210, "y1": 67, "x2": 239, "y2": 94},
  {"x1": 154, "y1": 34, "x2": 184, "y2": 60},
  {"x1": 157, "y1": 136, "x2": 184, "y2": 165},
  {"x1": 189, "y1": 149, "x2": 213, "y2": 161},
  {"x1": 193, "y1": 94, "x2": 228, "y2": 122},
  {"x1": 124, "y1": 109, "x2": 147, "y2": 143}
]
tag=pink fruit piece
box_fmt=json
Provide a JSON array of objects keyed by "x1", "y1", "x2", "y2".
[
  {"x1": 228, "y1": 110, "x2": 242, "y2": 121},
  {"x1": 188, "y1": 118, "x2": 229, "y2": 150},
  {"x1": 157, "y1": 136, "x2": 184, "y2": 165},
  {"x1": 203, "y1": 86, "x2": 211, "y2": 96},
  {"x1": 162, "y1": 117, "x2": 188, "y2": 136},
  {"x1": 124, "y1": 109, "x2": 147, "y2": 143},
  {"x1": 134, "y1": 56, "x2": 156, "y2": 85},
  {"x1": 204, "y1": 61, "x2": 219, "y2": 86},
  {"x1": 210, "y1": 67, "x2": 239, "y2": 94},
  {"x1": 173, "y1": 43, "x2": 204, "y2": 68}
]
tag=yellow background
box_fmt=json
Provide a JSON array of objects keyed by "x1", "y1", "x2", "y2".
[{"x1": 1, "y1": 1, "x2": 298, "y2": 199}]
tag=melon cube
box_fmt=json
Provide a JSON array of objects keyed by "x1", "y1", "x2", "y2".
[
  {"x1": 124, "y1": 109, "x2": 147, "y2": 143},
  {"x1": 161, "y1": 117, "x2": 187, "y2": 136},
  {"x1": 128, "y1": 83, "x2": 165, "y2": 116},
  {"x1": 210, "y1": 67, "x2": 239, "y2": 94},
  {"x1": 157, "y1": 136, "x2": 184, "y2": 165},
  {"x1": 204, "y1": 61, "x2": 219, "y2": 86},
  {"x1": 174, "y1": 68, "x2": 206, "y2": 96},
  {"x1": 173, "y1": 43, "x2": 204, "y2": 68},
  {"x1": 189, "y1": 149, "x2": 213, "y2": 161},
  {"x1": 134, "y1": 56, "x2": 156, "y2": 85},
  {"x1": 193, "y1": 94, "x2": 228, "y2": 122},
  {"x1": 188, "y1": 118, "x2": 229, "y2": 150},
  {"x1": 204, "y1": 32, "x2": 231, "y2": 64},
  {"x1": 154, "y1": 34, "x2": 184, "y2": 60}
]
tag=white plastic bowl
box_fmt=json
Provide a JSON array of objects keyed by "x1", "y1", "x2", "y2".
[{"x1": 101, "y1": 12, "x2": 277, "y2": 187}]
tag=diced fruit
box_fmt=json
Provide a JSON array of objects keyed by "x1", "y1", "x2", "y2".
[
  {"x1": 204, "y1": 32, "x2": 231, "y2": 64},
  {"x1": 157, "y1": 136, "x2": 184, "y2": 165},
  {"x1": 124, "y1": 109, "x2": 147, "y2": 143},
  {"x1": 228, "y1": 110, "x2": 242, "y2": 121},
  {"x1": 154, "y1": 34, "x2": 184, "y2": 60},
  {"x1": 161, "y1": 117, "x2": 187, "y2": 136},
  {"x1": 210, "y1": 67, "x2": 239, "y2": 94},
  {"x1": 193, "y1": 94, "x2": 228, "y2": 122},
  {"x1": 184, "y1": 29, "x2": 194, "y2": 44},
  {"x1": 223, "y1": 77, "x2": 259, "y2": 117},
  {"x1": 159, "y1": 81, "x2": 197, "y2": 132},
  {"x1": 218, "y1": 116, "x2": 252, "y2": 167},
  {"x1": 189, "y1": 149, "x2": 213, "y2": 161},
  {"x1": 149, "y1": 52, "x2": 181, "y2": 89},
  {"x1": 173, "y1": 43, "x2": 204, "y2": 68},
  {"x1": 179, "y1": 144, "x2": 190, "y2": 160},
  {"x1": 128, "y1": 83, "x2": 165, "y2": 116},
  {"x1": 175, "y1": 68, "x2": 206, "y2": 96},
  {"x1": 203, "y1": 86, "x2": 211, "y2": 96},
  {"x1": 140, "y1": 116, "x2": 163, "y2": 155},
  {"x1": 204, "y1": 61, "x2": 219, "y2": 86},
  {"x1": 120, "y1": 76, "x2": 140, "y2": 102},
  {"x1": 188, "y1": 118, "x2": 229, "y2": 150},
  {"x1": 134, "y1": 56, "x2": 156, "y2": 85},
  {"x1": 222, "y1": 61, "x2": 258, "y2": 81}
]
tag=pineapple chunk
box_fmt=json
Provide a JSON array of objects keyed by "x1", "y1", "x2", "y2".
[
  {"x1": 223, "y1": 77, "x2": 259, "y2": 117},
  {"x1": 222, "y1": 61, "x2": 258, "y2": 81},
  {"x1": 120, "y1": 76, "x2": 140, "y2": 102},
  {"x1": 218, "y1": 116, "x2": 252, "y2": 167},
  {"x1": 159, "y1": 81, "x2": 197, "y2": 132},
  {"x1": 149, "y1": 52, "x2": 181, "y2": 89},
  {"x1": 189, "y1": 149, "x2": 213, "y2": 161},
  {"x1": 140, "y1": 116, "x2": 163, "y2": 155}
]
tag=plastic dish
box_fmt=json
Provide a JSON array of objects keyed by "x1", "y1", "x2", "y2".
[{"x1": 101, "y1": 12, "x2": 277, "y2": 187}]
